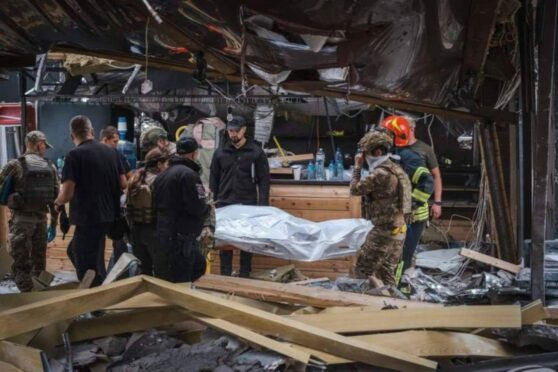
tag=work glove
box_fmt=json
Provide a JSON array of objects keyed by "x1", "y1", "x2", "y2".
[
  {"x1": 47, "y1": 225, "x2": 57, "y2": 243},
  {"x1": 59, "y1": 206, "x2": 70, "y2": 240},
  {"x1": 199, "y1": 226, "x2": 215, "y2": 258}
]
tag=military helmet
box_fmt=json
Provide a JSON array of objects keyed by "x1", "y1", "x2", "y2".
[
  {"x1": 140, "y1": 127, "x2": 168, "y2": 151},
  {"x1": 359, "y1": 129, "x2": 393, "y2": 154}
]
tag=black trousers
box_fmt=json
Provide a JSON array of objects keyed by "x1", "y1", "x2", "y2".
[
  {"x1": 220, "y1": 250, "x2": 253, "y2": 278},
  {"x1": 67, "y1": 223, "x2": 111, "y2": 287},
  {"x1": 401, "y1": 220, "x2": 427, "y2": 274},
  {"x1": 157, "y1": 232, "x2": 206, "y2": 283}
]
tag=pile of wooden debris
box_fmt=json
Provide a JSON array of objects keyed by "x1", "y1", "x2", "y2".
[{"x1": 1, "y1": 268, "x2": 558, "y2": 371}]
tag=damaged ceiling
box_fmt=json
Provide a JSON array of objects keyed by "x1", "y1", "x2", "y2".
[{"x1": 0, "y1": 0, "x2": 519, "y2": 117}]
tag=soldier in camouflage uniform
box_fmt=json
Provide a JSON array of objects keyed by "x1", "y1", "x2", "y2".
[
  {"x1": 0, "y1": 131, "x2": 59, "y2": 292},
  {"x1": 350, "y1": 129, "x2": 412, "y2": 285}
]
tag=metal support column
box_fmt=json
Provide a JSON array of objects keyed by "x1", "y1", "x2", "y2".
[
  {"x1": 19, "y1": 69, "x2": 27, "y2": 152},
  {"x1": 531, "y1": 0, "x2": 557, "y2": 303},
  {"x1": 479, "y1": 122, "x2": 516, "y2": 263}
]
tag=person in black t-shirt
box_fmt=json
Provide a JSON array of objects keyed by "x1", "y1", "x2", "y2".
[{"x1": 54, "y1": 116, "x2": 127, "y2": 286}]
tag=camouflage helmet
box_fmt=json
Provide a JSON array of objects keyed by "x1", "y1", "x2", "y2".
[
  {"x1": 358, "y1": 128, "x2": 393, "y2": 154},
  {"x1": 140, "y1": 127, "x2": 168, "y2": 151}
]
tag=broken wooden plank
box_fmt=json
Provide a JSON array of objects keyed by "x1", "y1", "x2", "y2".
[
  {"x1": 102, "y1": 253, "x2": 139, "y2": 285},
  {"x1": 289, "y1": 305, "x2": 522, "y2": 333},
  {"x1": 0, "y1": 290, "x2": 76, "y2": 312},
  {"x1": 289, "y1": 277, "x2": 330, "y2": 286},
  {"x1": 459, "y1": 248, "x2": 521, "y2": 273},
  {"x1": 0, "y1": 276, "x2": 145, "y2": 339},
  {"x1": 144, "y1": 276, "x2": 437, "y2": 371},
  {"x1": 522, "y1": 300, "x2": 546, "y2": 325},
  {"x1": 195, "y1": 274, "x2": 437, "y2": 309},
  {"x1": 0, "y1": 341, "x2": 46, "y2": 372},
  {"x1": 291, "y1": 330, "x2": 515, "y2": 365},
  {"x1": 0, "y1": 360, "x2": 22, "y2": 372},
  {"x1": 194, "y1": 316, "x2": 311, "y2": 365}
]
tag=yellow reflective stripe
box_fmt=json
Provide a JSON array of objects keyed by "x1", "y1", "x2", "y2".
[
  {"x1": 412, "y1": 166, "x2": 430, "y2": 184},
  {"x1": 412, "y1": 188, "x2": 430, "y2": 203},
  {"x1": 413, "y1": 203, "x2": 429, "y2": 222}
]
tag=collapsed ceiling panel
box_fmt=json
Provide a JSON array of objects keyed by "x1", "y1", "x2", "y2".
[{"x1": 0, "y1": 0, "x2": 487, "y2": 107}]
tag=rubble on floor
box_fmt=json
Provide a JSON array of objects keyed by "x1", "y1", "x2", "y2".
[{"x1": 0, "y1": 247, "x2": 557, "y2": 371}]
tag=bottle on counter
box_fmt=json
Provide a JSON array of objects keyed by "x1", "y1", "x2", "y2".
[
  {"x1": 327, "y1": 161, "x2": 336, "y2": 181},
  {"x1": 336, "y1": 161, "x2": 345, "y2": 181},
  {"x1": 307, "y1": 161, "x2": 316, "y2": 180},
  {"x1": 316, "y1": 148, "x2": 325, "y2": 180},
  {"x1": 335, "y1": 147, "x2": 343, "y2": 166}
]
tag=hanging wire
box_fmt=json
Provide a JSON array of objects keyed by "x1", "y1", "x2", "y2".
[{"x1": 144, "y1": 17, "x2": 150, "y2": 82}]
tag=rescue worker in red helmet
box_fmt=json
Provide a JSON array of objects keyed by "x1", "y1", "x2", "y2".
[{"x1": 382, "y1": 115, "x2": 441, "y2": 282}]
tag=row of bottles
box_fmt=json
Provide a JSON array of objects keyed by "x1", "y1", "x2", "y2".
[{"x1": 307, "y1": 147, "x2": 345, "y2": 181}]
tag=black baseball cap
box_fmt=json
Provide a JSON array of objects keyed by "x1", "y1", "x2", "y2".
[
  {"x1": 227, "y1": 116, "x2": 246, "y2": 130},
  {"x1": 176, "y1": 136, "x2": 201, "y2": 154}
]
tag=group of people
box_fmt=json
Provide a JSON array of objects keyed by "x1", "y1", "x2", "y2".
[
  {"x1": 0, "y1": 114, "x2": 270, "y2": 291},
  {"x1": 0, "y1": 111, "x2": 440, "y2": 293}
]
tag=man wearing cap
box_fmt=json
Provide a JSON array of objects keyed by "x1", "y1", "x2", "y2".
[
  {"x1": 0, "y1": 131, "x2": 59, "y2": 292},
  {"x1": 153, "y1": 136, "x2": 212, "y2": 282},
  {"x1": 209, "y1": 115, "x2": 270, "y2": 278},
  {"x1": 140, "y1": 126, "x2": 176, "y2": 159}
]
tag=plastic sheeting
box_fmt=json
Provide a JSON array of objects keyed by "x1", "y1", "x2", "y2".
[{"x1": 215, "y1": 205, "x2": 372, "y2": 261}]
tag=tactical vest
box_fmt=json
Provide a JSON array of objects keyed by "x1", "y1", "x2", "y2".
[
  {"x1": 127, "y1": 170, "x2": 156, "y2": 224},
  {"x1": 363, "y1": 160, "x2": 412, "y2": 227},
  {"x1": 17, "y1": 156, "x2": 55, "y2": 211}
]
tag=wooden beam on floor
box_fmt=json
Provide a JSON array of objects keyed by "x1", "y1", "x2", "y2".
[
  {"x1": 0, "y1": 290, "x2": 76, "y2": 312},
  {"x1": 0, "y1": 341, "x2": 46, "y2": 372},
  {"x1": 0, "y1": 276, "x2": 145, "y2": 339},
  {"x1": 459, "y1": 248, "x2": 521, "y2": 273},
  {"x1": 289, "y1": 305, "x2": 522, "y2": 333},
  {"x1": 144, "y1": 276, "x2": 437, "y2": 371},
  {"x1": 522, "y1": 300, "x2": 546, "y2": 325},
  {"x1": 290, "y1": 330, "x2": 515, "y2": 365},
  {"x1": 195, "y1": 274, "x2": 437, "y2": 309}
]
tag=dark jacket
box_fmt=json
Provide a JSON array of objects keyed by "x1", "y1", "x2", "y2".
[
  {"x1": 209, "y1": 139, "x2": 270, "y2": 207},
  {"x1": 153, "y1": 156, "x2": 209, "y2": 236}
]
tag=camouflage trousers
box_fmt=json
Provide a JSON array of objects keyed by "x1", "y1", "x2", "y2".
[
  {"x1": 8, "y1": 212, "x2": 47, "y2": 292},
  {"x1": 353, "y1": 226, "x2": 405, "y2": 286}
]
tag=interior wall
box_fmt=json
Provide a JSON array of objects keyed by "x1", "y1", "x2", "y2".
[{"x1": 37, "y1": 102, "x2": 112, "y2": 162}]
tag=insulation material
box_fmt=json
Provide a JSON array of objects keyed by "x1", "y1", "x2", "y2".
[
  {"x1": 215, "y1": 205, "x2": 372, "y2": 261},
  {"x1": 254, "y1": 104, "x2": 274, "y2": 144}
]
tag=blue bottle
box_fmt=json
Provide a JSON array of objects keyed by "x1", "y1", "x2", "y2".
[
  {"x1": 307, "y1": 161, "x2": 316, "y2": 180},
  {"x1": 335, "y1": 147, "x2": 343, "y2": 165},
  {"x1": 56, "y1": 156, "x2": 65, "y2": 178},
  {"x1": 116, "y1": 116, "x2": 137, "y2": 169},
  {"x1": 328, "y1": 161, "x2": 336, "y2": 180},
  {"x1": 336, "y1": 161, "x2": 344, "y2": 181}
]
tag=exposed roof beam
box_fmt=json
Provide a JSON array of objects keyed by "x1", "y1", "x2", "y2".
[{"x1": 460, "y1": 0, "x2": 504, "y2": 92}]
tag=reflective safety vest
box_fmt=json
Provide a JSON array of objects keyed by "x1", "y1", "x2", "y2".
[{"x1": 395, "y1": 148, "x2": 434, "y2": 223}]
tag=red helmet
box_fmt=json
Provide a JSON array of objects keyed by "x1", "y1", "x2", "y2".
[{"x1": 381, "y1": 115, "x2": 411, "y2": 147}]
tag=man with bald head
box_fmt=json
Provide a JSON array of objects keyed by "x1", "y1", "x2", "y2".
[{"x1": 54, "y1": 115, "x2": 127, "y2": 286}]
